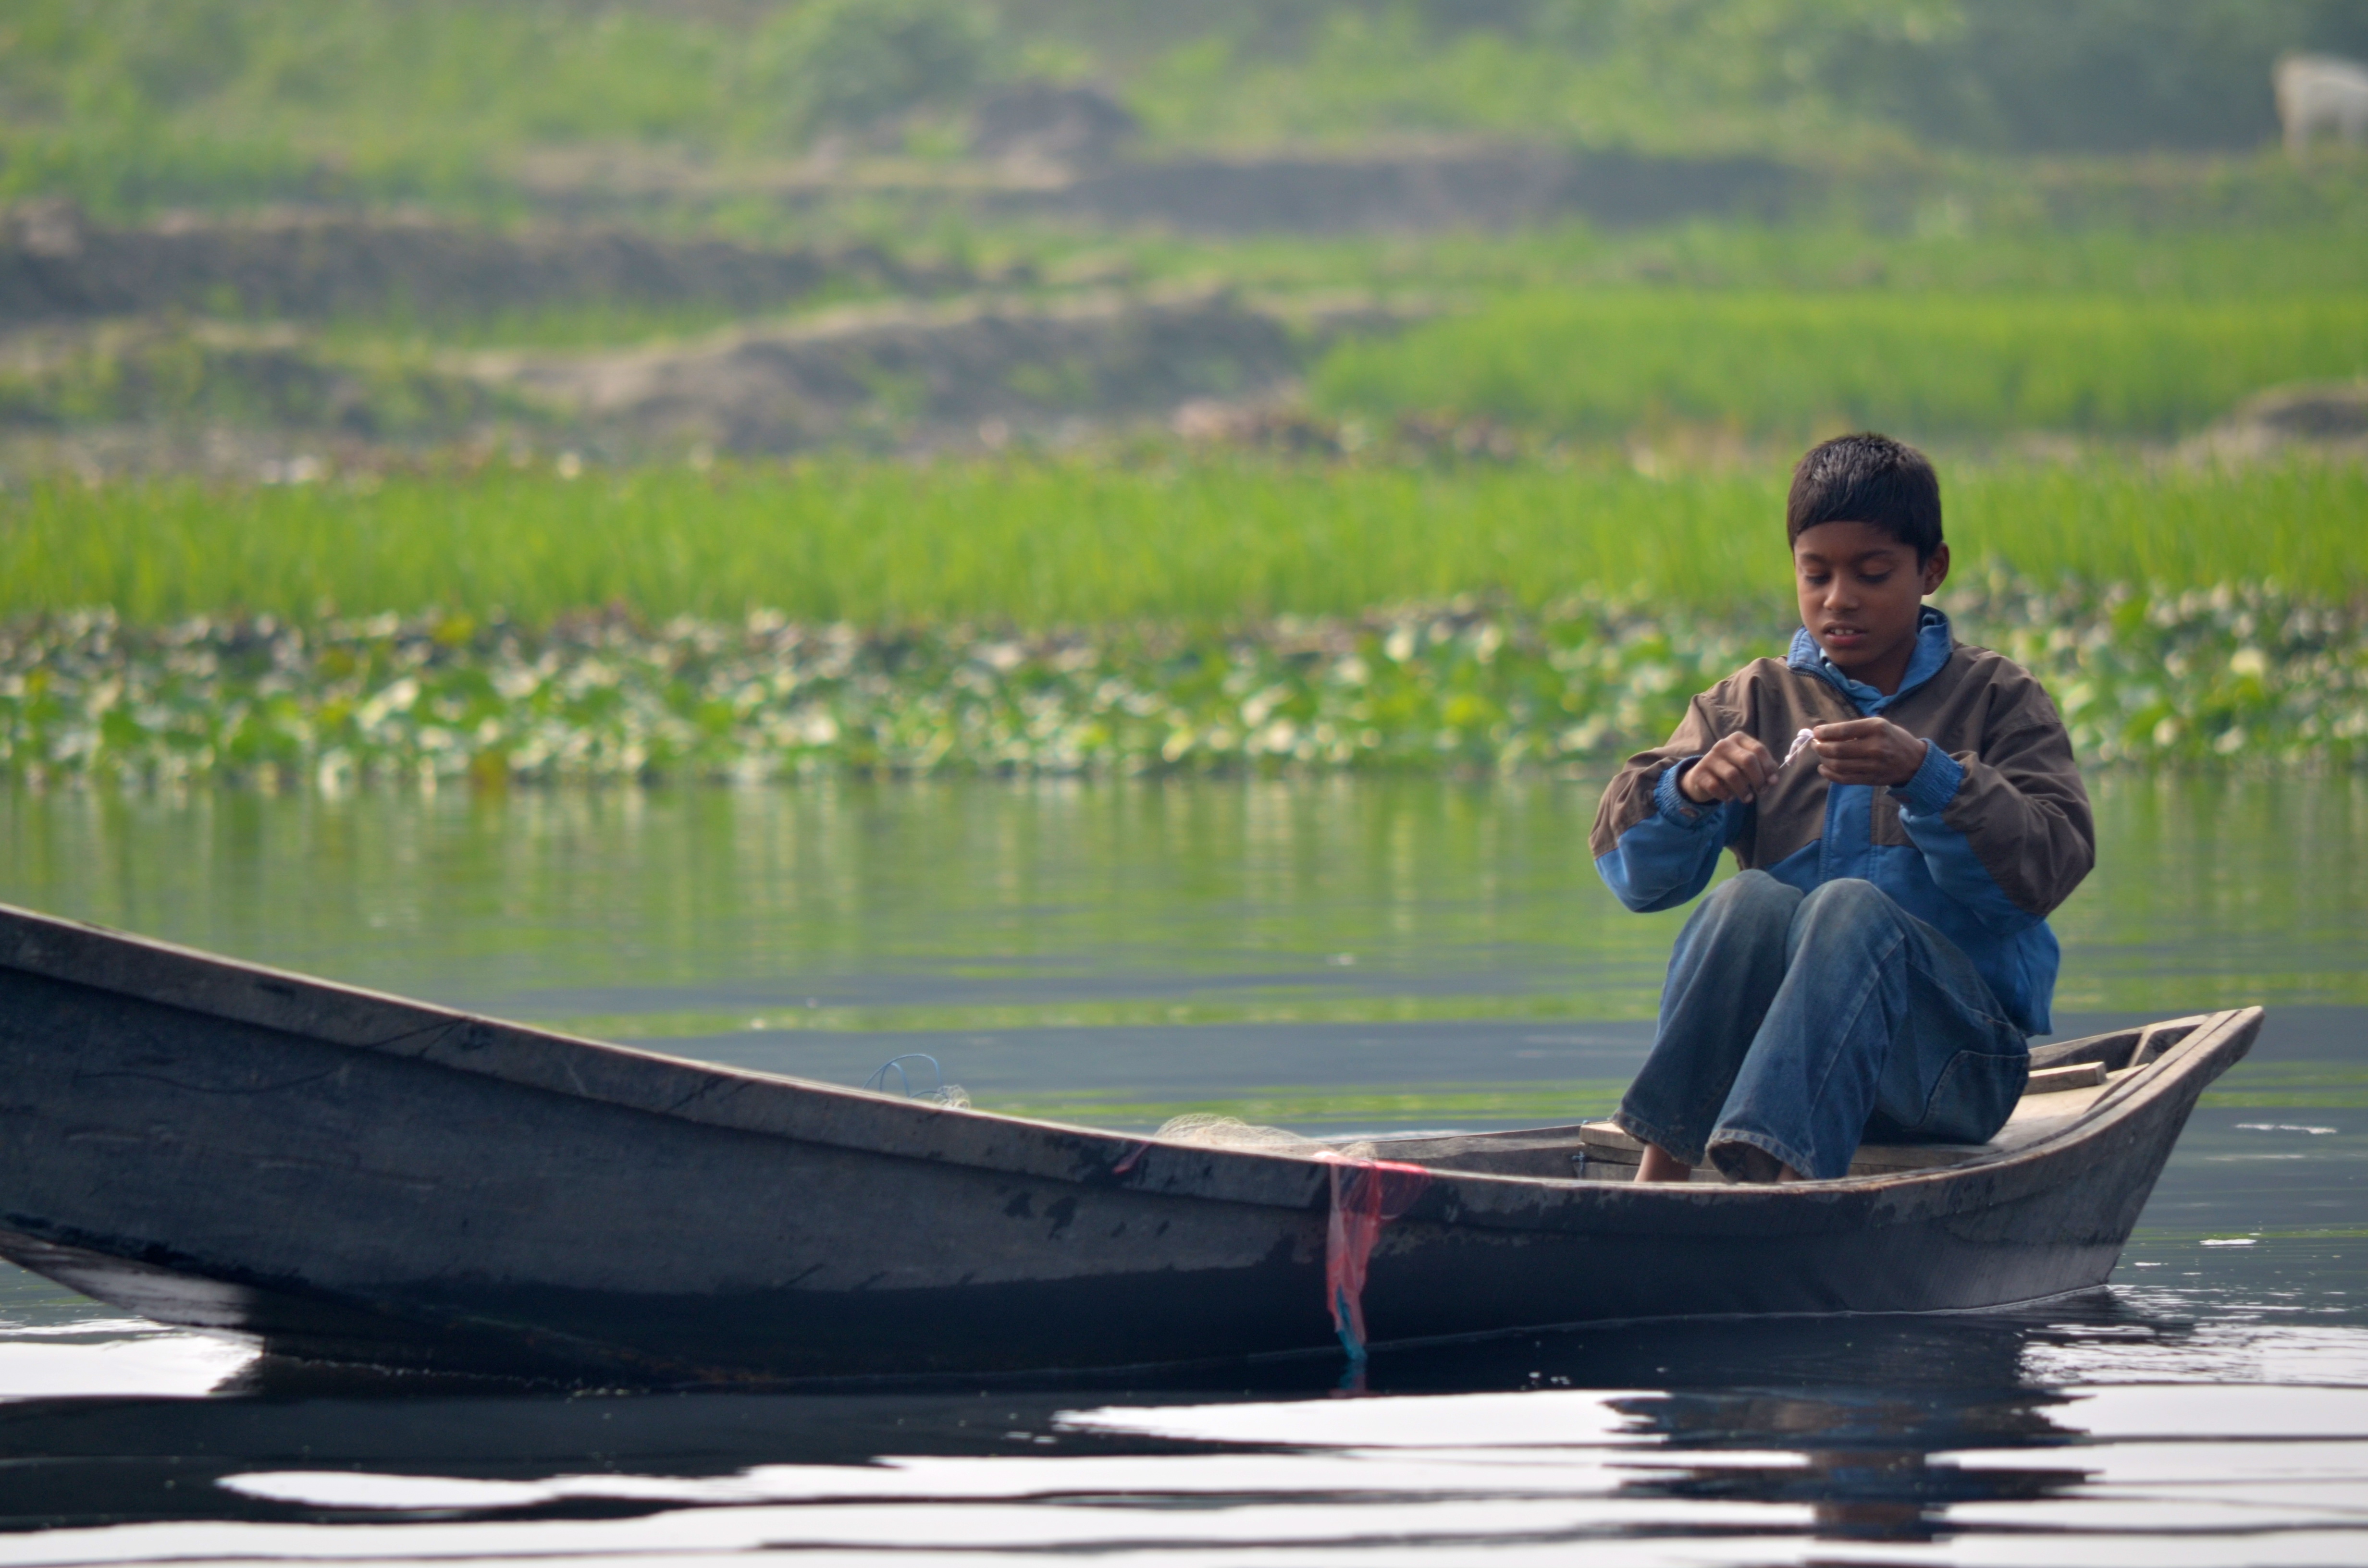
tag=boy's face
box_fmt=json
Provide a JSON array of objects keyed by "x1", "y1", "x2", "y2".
[{"x1": 1792, "y1": 521, "x2": 1951, "y2": 693}]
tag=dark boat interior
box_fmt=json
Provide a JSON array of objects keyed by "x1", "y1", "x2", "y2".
[{"x1": 1330, "y1": 1016, "x2": 2212, "y2": 1182}]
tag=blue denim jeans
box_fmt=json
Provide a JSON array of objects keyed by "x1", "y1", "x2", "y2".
[{"x1": 1614, "y1": 871, "x2": 2030, "y2": 1182}]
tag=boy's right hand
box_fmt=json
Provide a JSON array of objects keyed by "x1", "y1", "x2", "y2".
[{"x1": 1677, "y1": 733, "x2": 1779, "y2": 805}]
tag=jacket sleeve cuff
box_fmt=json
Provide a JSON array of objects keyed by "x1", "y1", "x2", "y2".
[
  {"x1": 1890, "y1": 740, "x2": 1965, "y2": 816},
  {"x1": 1653, "y1": 757, "x2": 1714, "y2": 824}
]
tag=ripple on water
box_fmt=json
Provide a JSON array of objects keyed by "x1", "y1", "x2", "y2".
[{"x1": 1, "y1": 1282, "x2": 2366, "y2": 1564}]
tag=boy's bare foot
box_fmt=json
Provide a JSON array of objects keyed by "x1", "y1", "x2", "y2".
[{"x1": 1637, "y1": 1143, "x2": 1693, "y2": 1182}]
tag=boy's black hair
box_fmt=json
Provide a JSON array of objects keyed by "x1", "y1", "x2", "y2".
[{"x1": 1786, "y1": 433, "x2": 1943, "y2": 563}]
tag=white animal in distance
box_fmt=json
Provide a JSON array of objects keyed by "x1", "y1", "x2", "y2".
[{"x1": 2277, "y1": 53, "x2": 2368, "y2": 157}]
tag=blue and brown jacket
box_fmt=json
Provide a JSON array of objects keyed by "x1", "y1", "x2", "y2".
[{"x1": 1589, "y1": 609, "x2": 2094, "y2": 1035}]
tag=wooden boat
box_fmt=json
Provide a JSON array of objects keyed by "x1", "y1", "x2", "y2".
[{"x1": 0, "y1": 900, "x2": 2259, "y2": 1383}]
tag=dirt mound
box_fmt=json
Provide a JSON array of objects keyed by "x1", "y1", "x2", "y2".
[
  {"x1": 0, "y1": 285, "x2": 1418, "y2": 469},
  {"x1": 476, "y1": 290, "x2": 1376, "y2": 454},
  {"x1": 2192, "y1": 380, "x2": 2368, "y2": 461},
  {"x1": 971, "y1": 82, "x2": 1138, "y2": 170},
  {"x1": 0, "y1": 201, "x2": 982, "y2": 323}
]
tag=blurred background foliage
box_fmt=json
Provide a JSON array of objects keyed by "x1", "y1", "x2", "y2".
[
  {"x1": 4, "y1": 0, "x2": 2368, "y2": 214},
  {"x1": 0, "y1": 0, "x2": 2364, "y2": 785}
]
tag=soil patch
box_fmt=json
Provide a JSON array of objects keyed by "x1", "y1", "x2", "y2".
[
  {"x1": 0, "y1": 293, "x2": 1418, "y2": 469},
  {"x1": 2190, "y1": 380, "x2": 2368, "y2": 463},
  {"x1": 472, "y1": 291, "x2": 1409, "y2": 455}
]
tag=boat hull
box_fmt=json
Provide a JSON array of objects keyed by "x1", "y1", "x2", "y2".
[{"x1": 0, "y1": 905, "x2": 2258, "y2": 1381}]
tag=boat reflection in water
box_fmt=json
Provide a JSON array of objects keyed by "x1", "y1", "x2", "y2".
[{"x1": 12, "y1": 1287, "x2": 2336, "y2": 1563}]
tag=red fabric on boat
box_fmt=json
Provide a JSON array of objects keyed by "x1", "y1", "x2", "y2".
[{"x1": 1322, "y1": 1157, "x2": 1432, "y2": 1359}]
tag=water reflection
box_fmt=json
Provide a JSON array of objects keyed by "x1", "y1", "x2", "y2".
[
  {"x1": 5, "y1": 1301, "x2": 2359, "y2": 1552},
  {"x1": 1609, "y1": 1375, "x2": 2092, "y2": 1545},
  {"x1": 2, "y1": 774, "x2": 2363, "y2": 1031}
]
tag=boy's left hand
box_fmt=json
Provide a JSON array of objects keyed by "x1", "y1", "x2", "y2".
[{"x1": 1810, "y1": 718, "x2": 1927, "y2": 787}]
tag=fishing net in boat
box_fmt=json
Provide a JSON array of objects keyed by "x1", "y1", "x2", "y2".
[
  {"x1": 862, "y1": 1054, "x2": 969, "y2": 1109},
  {"x1": 1155, "y1": 1114, "x2": 1375, "y2": 1162}
]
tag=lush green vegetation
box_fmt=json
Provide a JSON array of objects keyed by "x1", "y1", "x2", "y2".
[
  {"x1": 5, "y1": 5, "x2": 2363, "y2": 791},
  {"x1": 1312, "y1": 292, "x2": 2368, "y2": 439},
  {"x1": 7, "y1": 9, "x2": 2363, "y2": 455},
  {"x1": 8, "y1": 460, "x2": 2362, "y2": 628},
  {"x1": 4, "y1": 1, "x2": 2363, "y2": 216},
  {"x1": 4, "y1": 457, "x2": 2349, "y2": 630},
  {"x1": 0, "y1": 1, "x2": 863, "y2": 215},
  {"x1": 1115, "y1": 0, "x2": 2366, "y2": 156},
  {"x1": 2, "y1": 459, "x2": 2362, "y2": 784}
]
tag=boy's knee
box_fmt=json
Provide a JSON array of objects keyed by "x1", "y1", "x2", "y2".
[
  {"x1": 1704, "y1": 869, "x2": 1800, "y2": 931},
  {"x1": 1793, "y1": 877, "x2": 1901, "y2": 941}
]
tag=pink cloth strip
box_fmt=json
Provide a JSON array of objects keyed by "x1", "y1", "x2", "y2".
[{"x1": 1320, "y1": 1157, "x2": 1432, "y2": 1360}]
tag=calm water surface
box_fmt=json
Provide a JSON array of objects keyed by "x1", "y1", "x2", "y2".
[{"x1": 0, "y1": 775, "x2": 2364, "y2": 1565}]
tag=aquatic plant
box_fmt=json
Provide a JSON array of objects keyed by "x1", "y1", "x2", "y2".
[
  {"x1": 1957, "y1": 577, "x2": 2368, "y2": 765},
  {"x1": 2, "y1": 582, "x2": 2358, "y2": 784}
]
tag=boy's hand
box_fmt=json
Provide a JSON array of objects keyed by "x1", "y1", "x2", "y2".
[
  {"x1": 1677, "y1": 733, "x2": 1779, "y2": 805},
  {"x1": 1811, "y1": 718, "x2": 1928, "y2": 786}
]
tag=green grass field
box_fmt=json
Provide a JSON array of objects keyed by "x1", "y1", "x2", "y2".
[
  {"x1": 7, "y1": 458, "x2": 2363, "y2": 629},
  {"x1": 1310, "y1": 291, "x2": 2368, "y2": 440},
  {"x1": 1127, "y1": 220, "x2": 2368, "y2": 308}
]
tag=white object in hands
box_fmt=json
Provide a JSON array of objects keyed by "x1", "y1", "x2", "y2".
[{"x1": 1782, "y1": 727, "x2": 1816, "y2": 768}]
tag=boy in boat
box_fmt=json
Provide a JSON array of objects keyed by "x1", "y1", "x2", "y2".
[{"x1": 1591, "y1": 433, "x2": 2093, "y2": 1184}]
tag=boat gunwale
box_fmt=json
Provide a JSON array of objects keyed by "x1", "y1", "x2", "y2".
[{"x1": 0, "y1": 901, "x2": 2259, "y2": 1237}]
